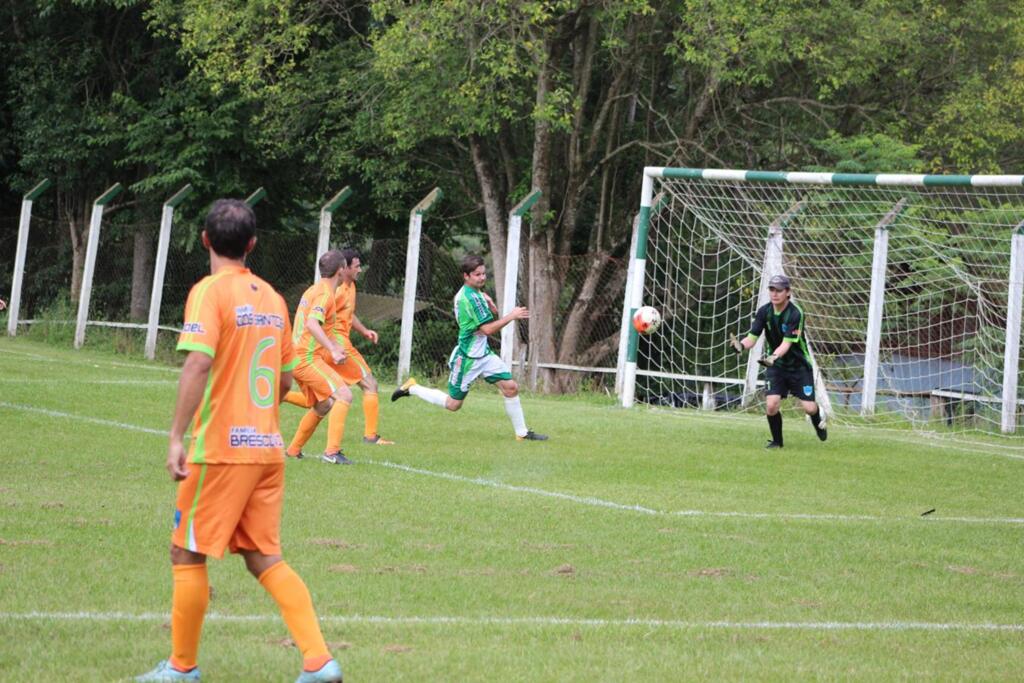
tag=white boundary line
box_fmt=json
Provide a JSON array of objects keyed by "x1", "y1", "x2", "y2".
[
  {"x1": 1, "y1": 611, "x2": 1022, "y2": 632},
  {"x1": 0, "y1": 347, "x2": 180, "y2": 374},
  {"x1": 646, "y1": 406, "x2": 1024, "y2": 461},
  {"x1": 0, "y1": 402, "x2": 171, "y2": 436},
  {"x1": 0, "y1": 378, "x2": 176, "y2": 385},
  {"x1": 3, "y1": 401, "x2": 1023, "y2": 526}
]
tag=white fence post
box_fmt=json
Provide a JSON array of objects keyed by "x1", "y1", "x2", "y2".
[
  {"x1": 314, "y1": 186, "x2": 352, "y2": 281},
  {"x1": 501, "y1": 189, "x2": 541, "y2": 368},
  {"x1": 397, "y1": 188, "x2": 442, "y2": 383},
  {"x1": 144, "y1": 184, "x2": 193, "y2": 360},
  {"x1": 74, "y1": 183, "x2": 123, "y2": 349},
  {"x1": 7, "y1": 179, "x2": 50, "y2": 337},
  {"x1": 1001, "y1": 223, "x2": 1024, "y2": 433},
  {"x1": 861, "y1": 199, "x2": 906, "y2": 415}
]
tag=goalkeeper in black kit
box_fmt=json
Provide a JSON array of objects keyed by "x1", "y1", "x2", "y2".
[{"x1": 729, "y1": 274, "x2": 827, "y2": 449}]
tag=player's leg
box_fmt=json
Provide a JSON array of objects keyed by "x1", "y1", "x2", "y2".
[
  {"x1": 283, "y1": 386, "x2": 314, "y2": 409},
  {"x1": 324, "y1": 381, "x2": 354, "y2": 462},
  {"x1": 492, "y1": 370, "x2": 547, "y2": 441},
  {"x1": 336, "y1": 343, "x2": 393, "y2": 444},
  {"x1": 136, "y1": 545, "x2": 208, "y2": 681},
  {"x1": 138, "y1": 464, "x2": 250, "y2": 681},
  {"x1": 288, "y1": 360, "x2": 343, "y2": 460},
  {"x1": 391, "y1": 350, "x2": 465, "y2": 411},
  {"x1": 236, "y1": 463, "x2": 342, "y2": 682},
  {"x1": 764, "y1": 366, "x2": 785, "y2": 448},
  {"x1": 481, "y1": 352, "x2": 546, "y2": 440},
  {"x1": 795, "y1": 367, "x2": 827, "y2": 441}
]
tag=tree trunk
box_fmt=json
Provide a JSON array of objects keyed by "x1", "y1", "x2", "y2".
[
  {"x1": 66, "y1": 203, "x2": 87, "y2": 305},
  {"x1": 130, "y1": 225, "x2": 154, "y2": 322},
  {"x1": 469, "y1": 134, "x2": 508, "y2": 307},
  {"x1": 527, "y1": 35, "x2": 561, "y2": 392}
]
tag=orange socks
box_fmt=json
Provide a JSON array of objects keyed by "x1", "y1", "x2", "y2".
[
  {"x1": 169, "y1": 563, "x2": 209, "y2": 672},
  {"x1": 284, "y1": 391, "x2": 313, "y2": 408},
  {"x1": 363, "y1": 392, "x2": 379, "y2": 438},
  {"x1": 288, "y1": 410, "x2": 323, "y2": 456},
  {"x1": 258, "y1": 562, "x2": 331, "y2": 671},
  {"x1": 326, "y1": 400, "x2": 351, "y2": 454}
]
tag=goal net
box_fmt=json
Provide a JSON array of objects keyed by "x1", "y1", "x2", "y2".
[{"x1": 621, "y1": 167, "x2": 1024, "y2": 451}]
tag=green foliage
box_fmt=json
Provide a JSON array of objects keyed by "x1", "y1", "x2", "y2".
[{"x1": 809, "y1": 133, "x2": 924, "y2": 174}]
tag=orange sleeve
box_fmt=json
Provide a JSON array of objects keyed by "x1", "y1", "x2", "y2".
[
  {"x1": 280, "y1": 297, "x2": 297, "y2": 372},
  {"x1": 177, "y1": 277, "x2": 222, "y2": 357},
  {"x1": 309, "y1": 285, "x2": 331, "y2": 323}
]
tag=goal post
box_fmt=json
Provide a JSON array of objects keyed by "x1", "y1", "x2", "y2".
[{"x1": 622, "y1": 166, "x2": 1024, "y2": 445}]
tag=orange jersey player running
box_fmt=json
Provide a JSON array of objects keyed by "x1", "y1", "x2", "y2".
[
  {"x1": 285, "y1": 249, "x2": 355, "y2": 465},
  {"x1": 285, "y1": 247, "x2": 394, "y2": 446},
  {"x1": 136, "y1": 199, "x2": 342, "y2": 683}
]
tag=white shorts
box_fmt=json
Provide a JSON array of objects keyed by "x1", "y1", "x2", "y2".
[{"x1": 446, "y1": 349, "x2": 513, "y2": 399}]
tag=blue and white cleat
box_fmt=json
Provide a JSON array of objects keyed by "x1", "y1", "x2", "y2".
[
  {"x1": 135, "y1": 660, "x2": 200, "y2": 682},
  {"x1": 295, "y1": 658, "x2": 343, "y2": 683}
]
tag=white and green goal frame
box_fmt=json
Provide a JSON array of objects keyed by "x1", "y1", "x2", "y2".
[{"x1": 619, "y1": 167, "x2": 1024, "y2": 434}]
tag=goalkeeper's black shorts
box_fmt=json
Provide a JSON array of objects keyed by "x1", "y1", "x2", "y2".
[{"x1": 765, "y1": 364, "x2": 815, "y2": 401}]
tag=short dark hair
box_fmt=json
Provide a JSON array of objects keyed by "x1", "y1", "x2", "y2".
[
  {"x1": 461, "y1": 254, "x2": 485, "y2": 275},
  {"x1": 204, "y1": 199, "x2": 255, "y2": 259},
  {"x1": 339, "y1": 246, "x2": 361, "y2": 267},
  {"x1": 318, "y1": 249, "x2": 346, "y2": 277}
]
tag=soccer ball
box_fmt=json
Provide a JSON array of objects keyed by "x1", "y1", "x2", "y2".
[{"x1": 632, "y1": 306, "x2": 662, "y2": 335}]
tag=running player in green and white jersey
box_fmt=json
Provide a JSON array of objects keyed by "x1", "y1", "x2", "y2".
[{"x1": 391, "y1": 254, "x2": 548, "y2": 441}]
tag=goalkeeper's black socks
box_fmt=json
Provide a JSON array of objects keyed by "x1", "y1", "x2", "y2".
[{"x1": 767, "y1": 413, "x2": 783, "y2": 446}]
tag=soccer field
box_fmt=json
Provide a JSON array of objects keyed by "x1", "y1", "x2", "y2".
[{"x1": 1, "y1": 337, "x2": 1022, "y2": 681}]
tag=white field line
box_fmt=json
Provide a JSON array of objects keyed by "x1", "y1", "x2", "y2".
[
  {"x1": 1, "y1": 611, "x2": 1022, "y2": 633},
  {"x1": 0, "y1": 378, "x2": 176, "y2": 385},
  {"x1": 3, "y1": 401, "x2": 1023, "y2": 527},
  {"x1": 0, "y1": 401, "x2": 170, "y2": 436},
  {"x1": 0, "y1": 347, "x2": 180, "y2": 374},
  {"x1": 366, "y1": 460, "x2": 1024, "y2": 526},
  {"x1": 647, "y1": 406, "x2": 1024, "y2": 461}
]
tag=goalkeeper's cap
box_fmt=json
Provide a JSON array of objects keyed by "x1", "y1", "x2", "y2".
[{"x1": 768, "y1": 274, "x2": 791, "y2": 289}]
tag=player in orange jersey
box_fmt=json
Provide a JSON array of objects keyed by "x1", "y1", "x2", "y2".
[
  {"x1": 285, "y1": 247, "x2": 394, "y2": 446},
  {"x1": 136, "y1": 199, "x2": 342, "y2": 683},
  {"x1": 285, "y1": 250, "x2": 355, "y2": 464}
]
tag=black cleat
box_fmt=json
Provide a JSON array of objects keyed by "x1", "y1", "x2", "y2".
[
  {"x1": 391, "y1": 377, "x2": 417, "y2": 402},
  {"x1": 287, "y1": 451, "x2": 305, "y2": 460},
  {"x1": 516, "y1": 430, "x2": 549, "y2": 441},
  {"x1": 764, "y1": 440, "x2": 783, "y2": 450}
]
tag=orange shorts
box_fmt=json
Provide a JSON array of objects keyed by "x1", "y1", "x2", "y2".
[
  {"x1": 172, "y1": 463, "x2": 284, "y2": 558},
  {"x1": 292, "y1": 356, "x2": 344, "y2": 404},
  {"x1": 327, "y1": 340, "x2": 372, "y2": 386}
]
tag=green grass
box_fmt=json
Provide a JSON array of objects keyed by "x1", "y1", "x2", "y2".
[{"x1": 1, "y1": 336, "x2": 1022, "y2": 681}]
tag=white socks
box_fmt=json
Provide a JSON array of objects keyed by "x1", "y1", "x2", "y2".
[
  {"x1": 410, "y1": 384, "x2": 449, "y2": 408},
  {"x1": 504, "y1": 396, "x2": 528, "y2": 437}
]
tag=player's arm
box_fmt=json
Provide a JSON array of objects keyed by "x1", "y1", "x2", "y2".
[
  {"x1": 305, "y1": 314, "x2": 346, "y2": 364},
  {"x1": 730, "y1": 306, "x2": 766, "y2": 353},
  {"x1": 481, "y1": 291, "x2": 499, "y2": 316},
  {"x1": 479, "y1": 306, "x2": 528, "y2": 336},
  {"x1": 167, "y1": 351, "x2": 213, "y2": 481},
  {"x1": 351, "y1": 314, "x2": 378, "y2": 344}
]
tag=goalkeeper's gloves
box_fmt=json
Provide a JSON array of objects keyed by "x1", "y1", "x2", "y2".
[
  {"x1": 757, "y1": 355, "x2": 777, "y2": 367},
  {"x1": 728, "y1": 334, "x2": 744, "y2": 354}
]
